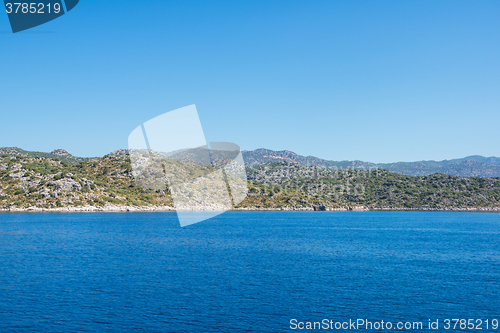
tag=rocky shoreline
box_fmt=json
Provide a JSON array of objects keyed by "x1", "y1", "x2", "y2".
[{"x1": 1, "y1": 205, "x2": 499, "y2": 213}]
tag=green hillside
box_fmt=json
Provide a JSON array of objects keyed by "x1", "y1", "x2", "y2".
[
  {"x1": 1, "y1": 153, "x2": 499, "y2": 211},
  {"x1": 0, "y1": 147, "x2": 93, "y2": 164},
  {"x1": 243, "y1": 162, "x2": 500, "y2": 210},
  {"x1": 0, "y1": 153, "x2": 172, "y2": 210}
]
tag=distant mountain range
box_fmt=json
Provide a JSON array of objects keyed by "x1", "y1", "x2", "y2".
[
  {"x1": 1, "y1": 147, "x2": 500, "y2": 178},
  {"x1": 242, "y1": 149, "x2": 500, "y2": 178}
]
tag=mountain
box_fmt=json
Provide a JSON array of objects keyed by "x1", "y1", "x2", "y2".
[
  {"x1": 1, "y1": 153, "x2": 499, "y2": 211},
  {"x1": 242, "y1": 148, "x2": 377, "y2": 169},
  {"x1": 244, "y1": 161, "x2": 500, "y2": 210},
  {"x1": 0, "y1": 147, "x2": 93, "y2": 164},
  {"x1": 2, "y1": 147, "x2": 500, "y2": 178},
  {"x1": 378, "y1": 159, "x2": 500, "y2": 177},
  {"x1": 242, "y1": 149, "x2": 500, "y2": 177},
  {"x1": 453, "y1": 155, "x2": 500, "y2": 164}
]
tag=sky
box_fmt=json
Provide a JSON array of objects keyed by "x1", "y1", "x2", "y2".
[{"x1": 0, "y1": 0, "x2": 499, "y2": 163}]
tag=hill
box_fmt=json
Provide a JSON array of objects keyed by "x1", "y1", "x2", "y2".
[
  {"x1": 0, "y1": 153, "x2": 499, "y2": 212},
  {"x1": 0, "y1": 147, "x2": 93, "y2": 164},
  {"x1": 245, "y1": 161, "x2": 500, "y2": 210},
  {"x1": 3, "y1": 147, "x2": 500, "y2": 178},
  {"x1": 242, "y1": 149, "x2": 500, "y2": 177}
]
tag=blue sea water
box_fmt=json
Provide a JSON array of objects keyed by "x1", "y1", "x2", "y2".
[{"x1": 0, "y1": 212, "x2": 499, "y2": 332}]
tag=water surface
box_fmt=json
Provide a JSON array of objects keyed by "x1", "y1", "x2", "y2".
[{"x1": 0, "y1": 212, "x2": 499, "y2": 332}]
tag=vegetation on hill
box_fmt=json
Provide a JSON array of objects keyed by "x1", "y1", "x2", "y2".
[
  {"x1": 0, "y1": 154, "x2": 499, "y2": 211},
  {"x1": 0, "y1": 147, "x2": 93, "y2": 164},
  {"x1": 242, "y1": 162, "x2": 500, "y2": 210},
  {"x1": 3, "y1": 146, "x2": 500, "y2": 178},
  {"x1": 242, "y1": 149, "x2": 500, "y2": 177},
  {"x1": 0, "y1": 154, "x2": 172, "y2": 209}
]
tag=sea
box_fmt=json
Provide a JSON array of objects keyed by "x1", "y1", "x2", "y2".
[{"x1": 0, "y1": 212, "x2": 499, "y2": 332}]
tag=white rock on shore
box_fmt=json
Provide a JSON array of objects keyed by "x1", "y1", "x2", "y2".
[{"x1": 1, "y1": 205, "x2": 499, "y2": 213}]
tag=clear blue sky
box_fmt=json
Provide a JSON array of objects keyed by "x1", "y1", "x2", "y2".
[{"x1": 1, "y1": 0, "x2": 499, "y2": 163}]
